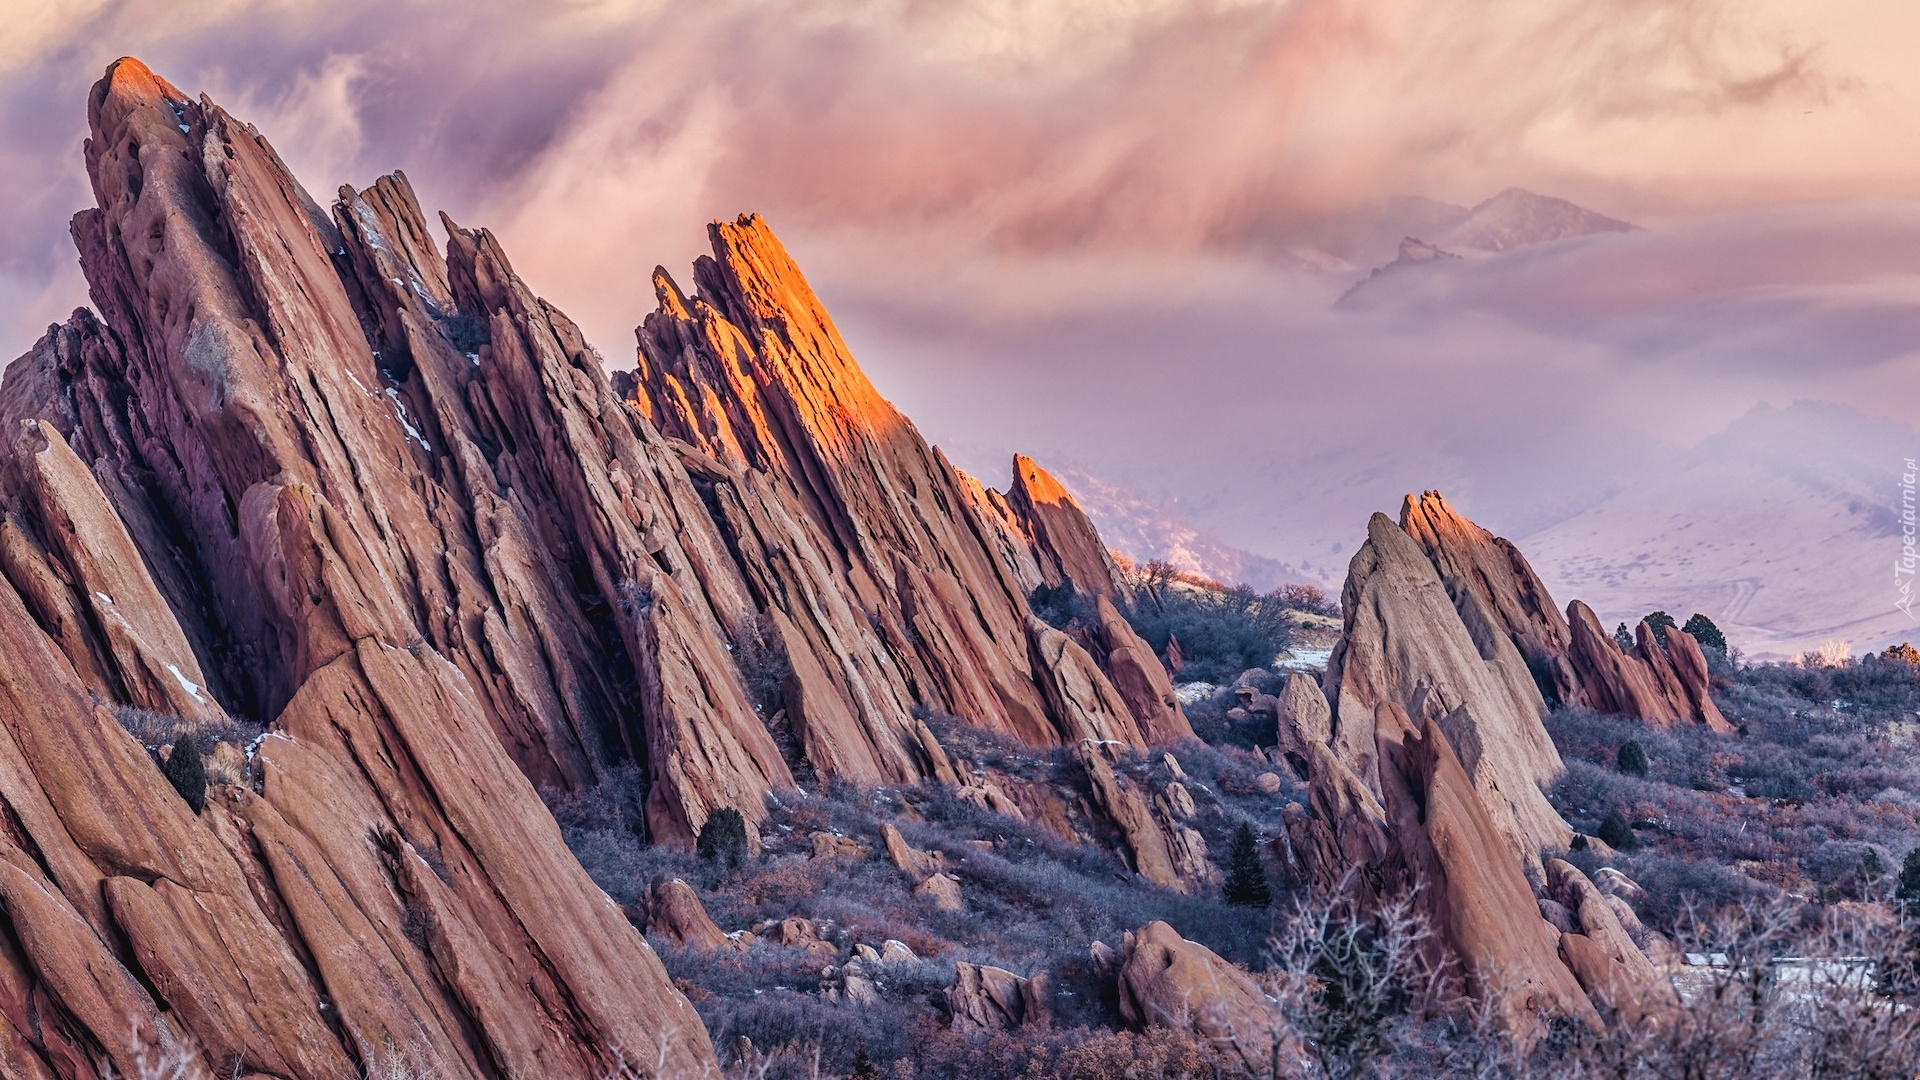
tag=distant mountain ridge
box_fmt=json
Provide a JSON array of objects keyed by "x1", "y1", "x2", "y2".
[
  {"x1": 1438, "y1": 188, "x2": 1635, "y2": 252},
  {"x1": 1337, "y1": 188, "x2": 1636, "y2": 299}
]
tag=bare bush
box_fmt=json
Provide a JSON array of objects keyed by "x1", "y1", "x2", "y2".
[{"x1": 1265, "y1": 885, "x2": 1449, "y2": 1079}]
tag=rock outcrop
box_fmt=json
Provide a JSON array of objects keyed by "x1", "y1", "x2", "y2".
[
  {"x1": 947, "y1": 962, "x2": 1052, "y2": 1032},
  {"x1": 644, "y1": 879, "x2": 732, "y2": 951},
  {"x1": 1004, "y1": 454, "x2": 1132, "y2": 602},
  {"x1": 1076, "y1": 743, "x2": 1213, "y2": 892},
  {"x1": 0, "y1": 56, "x2": 1229, "y2": 1075},
  {"x1": 1291, "y1": 495, "x2": 1692, "y2": 1041},
  {"x1": 1565, "y1": 604, "x2": 1731, "y2": 731},
  {"x1": 1401, "y1": 492, "x2": 1581, "y2": 706},
  {"x1": 1324, "y1": 512, "x2": 1571, "y2": 861},
  {"x1": 1117, "y1": 921, "x2": 1290, "y2": 1072},
  {"x1": 0, "y1": 57, "x2": 721, "y2": 1077},
  {"x1": 1403, "y1": 492, "x2": 1726, "y2": 730}
]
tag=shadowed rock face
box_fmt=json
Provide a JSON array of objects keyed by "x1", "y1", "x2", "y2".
[{"x1": 0, "y1": 57, "x2": 1197, "y2": 1075}]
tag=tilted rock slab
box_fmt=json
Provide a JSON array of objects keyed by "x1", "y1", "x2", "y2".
[
  {"x1": 0, "y1": 56, "x2": 724, "y2": 1077},
  {"x1": 1401, "y1": 491, "x2": 1582, "y2": 706},
  {"x1": 1004, "y1": 454, "x2": 1132, "y2": 602},
  {"x1": 1325, "y1": 512, "x2": 1571, "y2": 862}
]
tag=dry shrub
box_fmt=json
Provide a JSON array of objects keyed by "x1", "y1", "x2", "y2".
[{"x1": 907, "y1": 1022, "x2": 1222, "y2": 1080}]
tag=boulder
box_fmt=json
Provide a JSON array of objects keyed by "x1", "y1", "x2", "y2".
[
  {"x1": 1544, "y1": 860, "x2": 1674, "y2": 1023},
  {"x1": 881, "y1": 823, "x2": 944, "y2": 877},
  {"x1": 915, "y1": 873, "x2": 965, "y2": 913},
  {"x1": 810, "y1": 832, "x2": 871, "y2": 860},
  {"x1": 824, "y1": 960, "x2": 881, "y2": 1006},
  {"x1": 1117, "y1": 922, "x2": 1290, "y2": 1072},
  {"x1": 645, "y1": 879, "x2": 730, "y2": 951},
  {"x1": 946, "y1": 962, "x2": 1051, "y2": 1031}
]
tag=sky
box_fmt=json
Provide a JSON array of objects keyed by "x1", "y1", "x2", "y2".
[{"x1": 3, "y1": 0, "x2": 1919, "y2": 652}]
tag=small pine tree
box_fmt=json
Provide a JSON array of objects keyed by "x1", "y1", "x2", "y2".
[
  {"x1": 1613, "y1": 623, "x2": 1635, "y2": 651},
  {"x1": 696, "y1": 807, "x2": 749, "y2": 869},
  {"x1": 1644, "y1": 611, "x2": 1678, "y2": 636},
  {"x1": 850, "y1": 1046, "x2": 881, "y2": 1080},
  {"x1": 164, "y1": 733, "x2": 207, "y2": 814},
  {"x1": 1885, "y1": 849, "x2": 1920, "y2": 998},
  {"x1": 1616, "y1": 740, "x2": 1649, "y2": 778},
  {"x1": 1682, "y1": 613, "x2": 1727, "y2": 655},
  {"x1": 1597, "y1": 811, "x2": 1637, "y2": 852},
  {"x1": 1900, "y1": 849, "x2": 1920, "y2": 918},
  {"x1": 1223, "y1": 821, "x2": 1272, "y2": 908}
]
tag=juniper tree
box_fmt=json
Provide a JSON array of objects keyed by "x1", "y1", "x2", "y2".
[
  {"x1": 1643, "y1": 611, "x2": 1678, "y2": 653},
  {"x1": 696, "y1": 807, "x2": 750, "y2": 870},
  {"x1": 1598, "y1": 811, "x2": 1637, "y2": 852},
  {"x1": 164, "y1": 733, "x2": 207, "y2": 814},
  {"x1": 1613, "y1": 623, "x2": 1635, "y2": 651},
  {"x1": 1223, "y1": 821, "x2": 1272, "y2": 908},
  {"x1": 1617, "y1": 740, "x2": 1649, "y2": 778},
  {"x1": 1682, "y1": 613, "x2": 1728, "y2": 655}
]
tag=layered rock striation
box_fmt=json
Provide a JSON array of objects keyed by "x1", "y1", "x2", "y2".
[
  {"x1": 1290, "y1": 493, "x2": 1697, "y2": 1039},
  {"x1": 0, "y1": 57, "x2": 1211, "y2": 1076}
]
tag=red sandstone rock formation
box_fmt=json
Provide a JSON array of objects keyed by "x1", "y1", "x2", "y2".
[
  {"x1": 1373, "y1": 705, "x2": 1600, "y2": 1038},
  {"x1": 0, "y1": 54, "x2": 1224, "y2": 1074},
  {"x1": 1325, "y1": 512, "x2": 1572, "y2": 862},
  {"x1": 1117, "y1": 921, "x2": 1292, "y2": 1071},
  {"x1": 1292, "y1": 496, "x2": 1690, "y2": 1040},
  {"x1": 1401, "y1": 492, "x2": 1582, "y2": 705},
  {"x1": 645, "y1": 879, "x2": 733, "y2": 951},
  {"x1": 947, "y1": 962, "x2": 1052, "y2": 1032},
  {"x1": 1564, "y1": 603, "x2": 1730, "y2": 730},
  {"x1": 0, "y1": 56, "x2": 729, "y2": 1077},
  {"x1": 1403, "y1": 492, "x2": 1726, "y2": 731},
  {"x1": 1005, "y1": 454, "x2": 1133, "y2": 601}
]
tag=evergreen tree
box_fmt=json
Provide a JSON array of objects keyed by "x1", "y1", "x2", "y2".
[
  {"x1": 1223, "y1": 821, "x2": 1272, "y2": 908},
  {"x1": 696, "y1": 807, "x2": 750, "y2": 870},
  {"x1": 1616, "y1": 740, "x2": 1649, "y2": 778},
  {"x1": 1644, "y1": 611, "x2": 1678, "y2": 637},
  {"x1": 1682, "y1": 613, "x2": 1728, "y2": 655},
  {"x1": 164, "y1": 733, "x2": 207, "y2": 814},
  {"x1": 1884, "y1": 849, "x2": 1920, "y2": 997},
  {"x1": 1613, "y1": 623, "x2": 1635, "y2": 651},
  {"x1": 1597, "y1": 811, "x2": 1637, "y2": 852},
  {"x1": 850, "y1": 1046, "x2": 881, "y2": 1080},
  {"x1": 1900, "y1": 849, "x2": 1920, "y2": 918}
]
